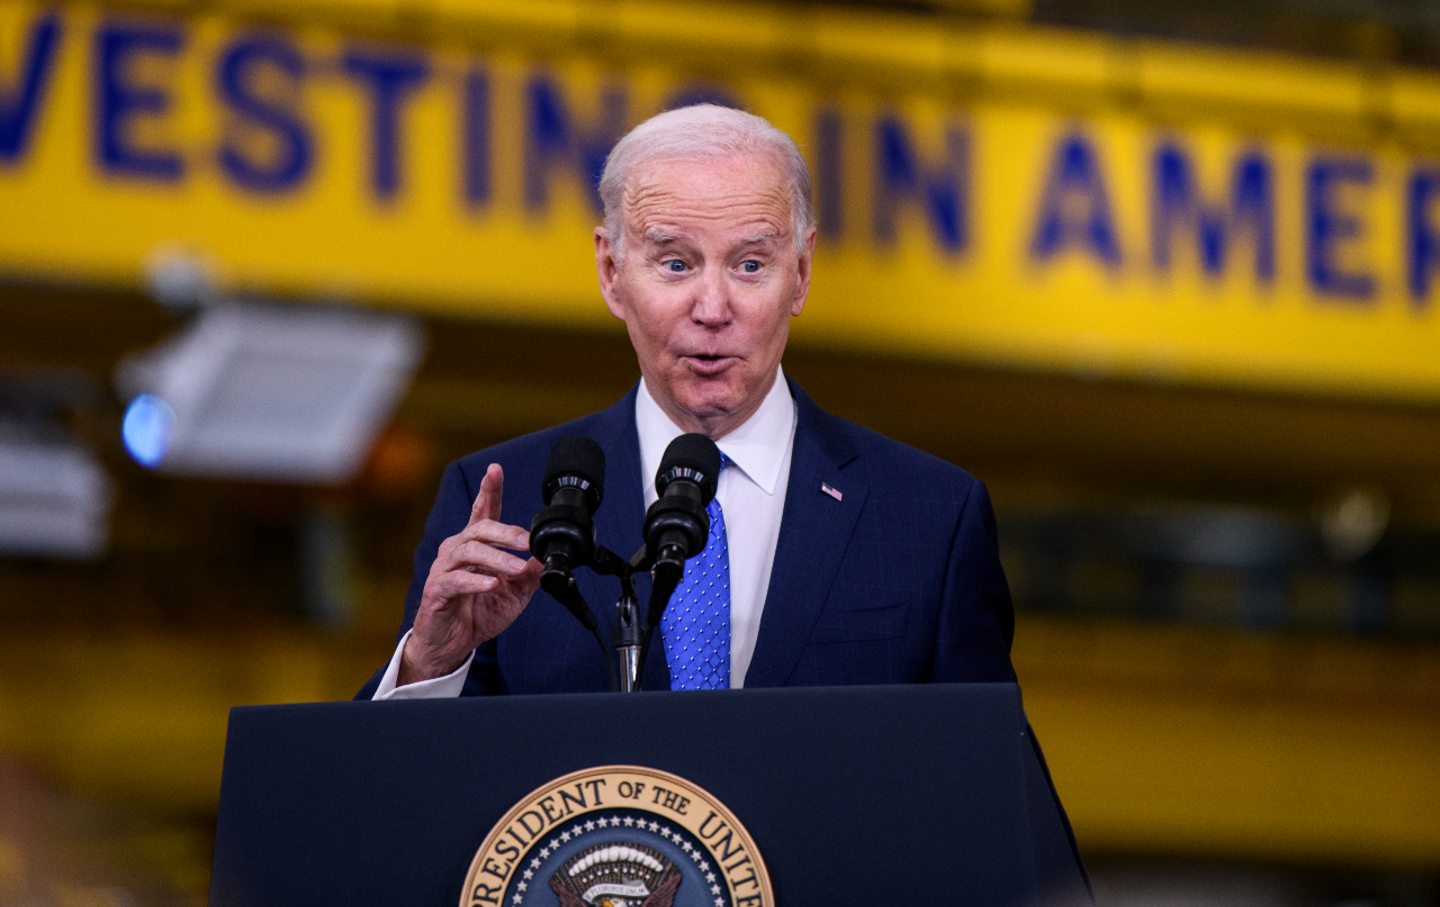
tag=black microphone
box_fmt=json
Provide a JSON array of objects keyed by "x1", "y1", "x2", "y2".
[
  {"x1": 530, "y1": 436, "x2": 605, "y2": 576},
  {"x1": 644, "y1": 433, "x2": 721, "y2": 587}
]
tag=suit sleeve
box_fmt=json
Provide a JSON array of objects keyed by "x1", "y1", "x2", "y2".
[{"x1": 930, "y1": 477, "x2": 1017, "y2": 683}]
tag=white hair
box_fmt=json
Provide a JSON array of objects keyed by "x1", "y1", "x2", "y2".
[{"x1": 597, "y1": 104, "x2": 816, "y2": 260}]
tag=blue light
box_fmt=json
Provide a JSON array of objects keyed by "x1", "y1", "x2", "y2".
[{"x1": 122, "y1": 394, "x2": 174, "y2": 468}]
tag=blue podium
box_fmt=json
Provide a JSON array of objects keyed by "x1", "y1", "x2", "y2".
[{"x1": 211, "y1": 684, "x2": 1088, "y2": 905}]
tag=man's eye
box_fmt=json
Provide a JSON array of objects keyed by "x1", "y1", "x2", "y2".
[
  {"x1": 739, "y1": 260, "x2": 761, "y2": 273},
  {"x1": 664, "y1": 259, "x2": 688, "y2": 273}
]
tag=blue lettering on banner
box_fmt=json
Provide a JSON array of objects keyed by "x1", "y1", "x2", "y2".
[
  {"x1": 1151, "y1": 141, "x2": 1275, "y2": 282},
  {"x1": 216, "y1": 33, "x2": 313, "y2": 194},
  {"x1": 524, "y1": 75, "x2": 627, "y2": 213},
  {"x1": 0, "y1": 9, "x2": 61, "y2": 165},
  {"x1": 873, "y1": 115, "x2": 968, "y2": 255},
  {"x1": 1029, "y1": 130, "x2": 1121, "y2": 268},
  {"x1": 1406, "y1": 167, "x2": 1439, "y2": 310},
  {"x1": 1306, "y1": 156, "x2": 1376, "y2": 301},
  {"x1": 462, "y1": 68, "x2": 490, "y2": 210},
  {"x1": 340, "y1": 46, "x2": 430, "y2": 202},
  {"x1": 814, "y1": 108, "x2": 844, "y2": 240},
  {"x1": 3, "y1": 2, "x2": 1440, "y2": 314},
  {"x1": 94, "y1": 18, "x2": 186, "y2": 181}
]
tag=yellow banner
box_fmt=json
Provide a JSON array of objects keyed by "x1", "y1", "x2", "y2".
[{"x1": 1, "y1": 2, "x2": 1438, "y2": 400}]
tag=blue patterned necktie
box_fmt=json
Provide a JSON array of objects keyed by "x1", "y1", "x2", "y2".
[{"x1": 661, "y1": 456, "x2": 730, "y2": 690}]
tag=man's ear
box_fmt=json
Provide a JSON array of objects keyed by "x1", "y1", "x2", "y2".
[
  {"x1": 790, "y1": 227, "x2": 817, "y2": 317},
  {"x1": 595, "y1": 227, "x2": 625, "y2": 320}
]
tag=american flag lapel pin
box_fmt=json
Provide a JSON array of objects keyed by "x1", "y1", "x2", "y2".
[{"x1": 820, "y1": 482, "x2": 843, "y2": 502}]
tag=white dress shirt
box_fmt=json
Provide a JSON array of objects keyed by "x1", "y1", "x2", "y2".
[
  {"x1": 635, "y1": 368, "x2": 796, "y2": 686},
  {"x1": 374, "y1": 368, "x2": 797, "y2": 699}
]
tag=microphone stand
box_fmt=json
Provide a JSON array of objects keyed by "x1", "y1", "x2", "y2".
[
  {"x1": 614, "y1": 574, "x2": 643, "y2": 693},
  {"x1": 578, "y1": 544, "x2": 684, "y2": 693},
  {"x1": 589, "y1": 546, "x2": 645, "y2": 693}
]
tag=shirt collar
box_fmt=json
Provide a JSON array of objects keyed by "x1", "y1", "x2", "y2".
[{"x1": 635, "y1": 367, "x2": 796, "y2": 498}]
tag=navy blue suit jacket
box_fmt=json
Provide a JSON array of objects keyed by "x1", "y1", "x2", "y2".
[{"x1": 362, "y1": 380, "x2": 1016, "y2": 696}]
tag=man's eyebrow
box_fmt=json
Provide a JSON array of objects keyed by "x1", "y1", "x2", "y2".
[
  {"x1": 638, "y1": 228, "x2": 780, "y2": 247},
  {"x1": 740, "y1": 231, "x2": 780, "y2": 247},
  {"x1": 643, "y1": 228, "x2": 681, "y2": 245}
]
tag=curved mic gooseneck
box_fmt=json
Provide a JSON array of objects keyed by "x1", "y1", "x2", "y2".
[{"x1": 527, "y1": 433, "x2": 724, "y2": 692}]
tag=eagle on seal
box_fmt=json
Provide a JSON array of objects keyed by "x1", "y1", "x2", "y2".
[{"x1": 547, "y1": 842, "x2": 683, "y2": 907}]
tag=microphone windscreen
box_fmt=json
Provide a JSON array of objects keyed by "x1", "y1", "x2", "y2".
[
  {"x1": 542, "y1": 436, "x2": 605, "y2": 509},
  {"x1": 655, "y1": 433, "x2": 720, "y2": 502}
]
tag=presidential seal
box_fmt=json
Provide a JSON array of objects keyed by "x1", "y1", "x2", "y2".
[{"x1": 461, "y1": 765, "x2": 772, "y2": 907}]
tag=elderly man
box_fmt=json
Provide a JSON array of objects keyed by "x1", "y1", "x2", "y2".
[{"x1": 360, "y1": 104, "x2": 1015, "y2": 698}]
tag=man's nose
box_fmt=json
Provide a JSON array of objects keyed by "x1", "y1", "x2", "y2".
[{"x1": 690, "y1": 268, "x2": 731, "y2": 325}]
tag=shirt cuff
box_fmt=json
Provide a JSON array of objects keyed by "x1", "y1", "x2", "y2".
[{"x1": 372, "y1": 629, "x2": 474, "y2": 700}]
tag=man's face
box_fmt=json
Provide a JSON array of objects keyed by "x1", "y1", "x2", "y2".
[{"x1": 595, "y1": 151, "x2": 814, "y2": 439}]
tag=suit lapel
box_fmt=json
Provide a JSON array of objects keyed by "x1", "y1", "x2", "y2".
[{"x1": 743, "y1": 384, "x2": 865, "y2": 688}]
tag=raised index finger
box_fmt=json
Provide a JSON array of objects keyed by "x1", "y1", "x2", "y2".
[{"x1": 468, "y1": 463, "x2": 505, "y2": 526}]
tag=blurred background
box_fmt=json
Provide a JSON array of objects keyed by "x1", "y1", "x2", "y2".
[{"x1": 2, "y1": 0, "x2": 1439, "y2": 903}]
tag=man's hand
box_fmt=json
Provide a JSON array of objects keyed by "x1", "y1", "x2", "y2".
[{"x1": 398, "y1": 464, "x2": 542, "y2": 686}]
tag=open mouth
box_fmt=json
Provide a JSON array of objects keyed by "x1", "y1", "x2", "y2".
[{"x1": 684, "y1": 353, "x2": 733, "y2": 373}]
